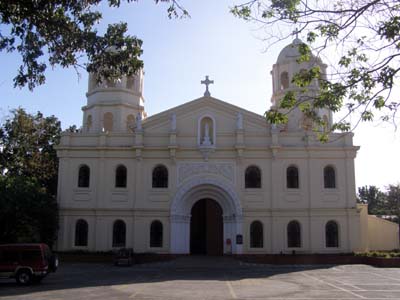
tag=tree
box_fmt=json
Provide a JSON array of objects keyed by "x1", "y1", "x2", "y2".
[
  {"x1": 232, "y1": 0, "x2": 400, "y2": 140},
  {"x1": 0, "y1": 108, "x2": 61, "y2": 196},
  {"x1": 0, "y1": 108, "x2": 62, "y2": 246},
  {"x1": 0, "y1": 176, "x2": 59, "y2": 246},
  {"x1": 386, "y1": 184, "x2": 400, "y2": 223},
  {"x1": 357, "y1": 185, "x2": 386, "y2": 215},
  {"x1": 0, "y1": 1, "x2": 187, "y2": 90}
]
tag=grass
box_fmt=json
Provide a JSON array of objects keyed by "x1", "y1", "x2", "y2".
[{"x1": 355, "y1": 249, "x2": 400, "y2": 258}]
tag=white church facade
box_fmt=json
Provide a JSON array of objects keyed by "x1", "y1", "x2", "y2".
[{"x1": 55, "y1": 39, "x2": 399, "y2": 255}]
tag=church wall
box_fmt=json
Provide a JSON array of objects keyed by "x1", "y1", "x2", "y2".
[
  {"x1": 133, "y1": 213, "x2": 170, "y2": 253},
  {"x1": 242, "y1": 215, "x2": 272, "y2": 253},
  {"x1": 271, "y1": 158, "x2": 308, "y2": 210},
  {"x1": 101, "y1": 158, "x2": 136, "y2": 209},
  {"x1": 55, "y1": 95, "x2": 364, "y2": 254},
  {"x1": 272, "y1": 215, "x2": 310, "y2": 253},
  {"x1": 309, "y1": 215, "x2": 349, "y2": 253},
  {"x1": 308, "y1": 159, "x2": 347, "y2": 209},
  {"x1": 56, "y1": 142, "x2": 361, "y2": 253},
  {"x1": 249, "y1": 213, "x2": 353, "y2": 253}
]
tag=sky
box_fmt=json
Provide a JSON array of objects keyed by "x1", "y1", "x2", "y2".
[{"x1": 0, "y1": 0, "x2": 399, "y2": 190}]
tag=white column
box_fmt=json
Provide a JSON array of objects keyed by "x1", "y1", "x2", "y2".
[
  {"x1": 223, "y1": 215, "x2": 234, "y2": 254},
  {"x1": 170, "y1": 214, "x2": 190, "y2": 254},
  {"x1": 235, "y1": 215, "x2": 244, "y2": 254}
]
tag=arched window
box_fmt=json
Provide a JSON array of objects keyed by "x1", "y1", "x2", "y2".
[
  {"x1": 150, "y1": 220, "x2": 163, "y2": 247},
  {"x1": 250, "y1": 221, "x2": 263, "y2": 248},
  {"x1": 245, "y1": 166, "x2": 261, "y2": 188},
  {"x1": 103, "y1": 112, "x2": 113, "y2": 132},
  {"x1": 287, "y1": 166, "x2": 299, "y2": 189},
  {"x1": 126, "y1": 76, "x2": 135, "y2": 89},
  {"x1": 152, "y1": 165, "x2": 168, "y2": 188},
  {"x1": 78, "y1": 165, "x2": 90, "y2": 188},
  {"x1": 126, "y1": 114, "x2": 135, "y2": 131},
  {"x1": 115, "y1": 165, "x2": 127, "y2": 188},
  {"x1": 112, "y1": 220, "x2": 126, "y2": 248},
  {"x1": 75, "y1": 219, "x2": 88, "y2": 246},
  {"x1": 106, "y1": 78, "x2": 116, "y2": 88},
  {"x1": 323, "y1": 115, "x2": 329, "y2": 132},
  {"x1": 287, "y1": 220, "x2": 301, "y2": 248},
  {"x1": 324, "y1": 166, "x2": 336, "y2": 189},
  {"x1": 325, "y1": 221, "x2": 339, "y2": 248},
  {"x1": 280, "y1": 71, "x2": 289, "y2": 89}
]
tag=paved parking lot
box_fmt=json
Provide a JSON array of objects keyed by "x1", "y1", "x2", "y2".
[{"x1": 1, "y1": 257, "x2": 400, "y2": 300}]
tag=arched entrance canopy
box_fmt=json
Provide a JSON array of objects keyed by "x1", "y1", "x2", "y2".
[
  {"x1": 171, "y1": 178, "x2": 242, "y2": 217},
  {"x1": 170, "y1": 178, "x2": 243, "y2": 254}
]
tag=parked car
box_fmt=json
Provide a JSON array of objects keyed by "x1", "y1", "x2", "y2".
[
  {"x1": 114, "y1": 248, "x2": 134, "y2": 266},
  {"x1": 0, "y1": 243, "x2": 58, "y2": 285}
]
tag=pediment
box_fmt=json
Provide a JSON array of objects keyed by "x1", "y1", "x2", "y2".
[{"x1": 143, "y1": 96, "x2": 270, "y2": 135}]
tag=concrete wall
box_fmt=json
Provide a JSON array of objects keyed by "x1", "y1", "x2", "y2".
[
  {"x1": 358, "y1": 204, "x2": 399, "y2": 251},
  {"x1": 368, "y1": 215, "x2": 399, "y2": 251}
]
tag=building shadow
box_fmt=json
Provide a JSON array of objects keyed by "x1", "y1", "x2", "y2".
[{"x1": 0, "y1": 256, "x2": 345, "y2": 298}]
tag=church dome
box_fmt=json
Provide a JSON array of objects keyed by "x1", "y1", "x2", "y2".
[{"x1": 276, "y1": 38, "x2": 313, "y2": 64}]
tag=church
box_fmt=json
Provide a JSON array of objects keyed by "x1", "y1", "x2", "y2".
[{"x1": 55, "y1": 39, "x2": 399, "y2": 255}]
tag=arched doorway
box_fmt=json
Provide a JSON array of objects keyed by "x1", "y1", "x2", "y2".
[
  {"x1": 170, "y1": 178, "x2": 243, "y2": 254},
  {"x1": 190, "y1": 199, "x2": 223, "y2": 256}
]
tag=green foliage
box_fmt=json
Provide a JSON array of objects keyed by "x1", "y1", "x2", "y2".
[
  {"x1": 0, "y1": 175, "x2": 59, "y2": 246},
  {"x1": 386, "y1": 184, "x2": 400, "y2": 218},
  {"x1": 357, "y1": 184, "x2": 400, "y2": 220},
  {"x1": 232, "y1": 0, "x2": 400, "y2": 138},
  {"x1": 0, "y1": 1, "x2": 187, "y2": 90},
  {"x1": 0, "y1": 108, "x2": 62, "y2": 246},
  {"x1": 265, "y1": 109, "x2": 288, "y2": 124},
  {"x1": 358, "y1": 185, "x2": 387, "y2": 215},
  {"x1": 0, "y1": 108, "x2": 61, "y2": 196},
  {"x1": 355, "y1": 250, "x2": 400, "y2": 258}
]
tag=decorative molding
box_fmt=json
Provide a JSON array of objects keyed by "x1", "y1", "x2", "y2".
[
  {"x1": 170, "y1": 214, "x2": 190, "y2": 222},
  {"x1": 177, "y1": 162, "x2": 234, "y2": 184},
  {"x1": 199, "y1": 145, "x2": 215, "y2": 161},
  {"x1": 171, "y1": 177, "x2": 242, "y2": 217}
]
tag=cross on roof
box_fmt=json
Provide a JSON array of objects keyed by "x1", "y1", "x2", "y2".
[
  {"x1": 292, "y1": 27, "x2": 300, "y2": 39},
  {"x1": 201, "y1": 75, "x2": 214, "y2": 97}
]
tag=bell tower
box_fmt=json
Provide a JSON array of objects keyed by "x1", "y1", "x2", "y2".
[
  {"x1": 81, "y1": 69, "x2": 145, "y2": 133},
  {"x1": 270, "y1": 38, "x2": 331, "y2": 132}
]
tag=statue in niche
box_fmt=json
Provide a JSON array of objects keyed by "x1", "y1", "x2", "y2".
[{"x1": 202, "y1": 122, "x2": 212, "y2": 146}]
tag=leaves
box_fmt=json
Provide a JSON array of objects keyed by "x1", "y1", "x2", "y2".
[
  {"x1": 0, "y1": 0, "x2": 187, "y2": 90},
  {"x1": 0, "y1": 108, "x2": 61, "y2": 196},
  {"x1": 0, "y1": 175, "x2": 59, "y2": 246},
  {"x1": 232, "y1": 0, "x2": 400, "y2": 139},
  {"x1": 358, "y1": 184, "x2": 400, "y2": 221},
  {"x1": 0, "y1": 108, "x2": 63, "y2": 246}
]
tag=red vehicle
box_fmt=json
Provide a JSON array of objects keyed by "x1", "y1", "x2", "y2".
[{"x1": 0, "y1": 243, "x2": 58, "y2": 285}]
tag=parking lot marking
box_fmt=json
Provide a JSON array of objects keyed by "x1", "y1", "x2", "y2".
[
  {"x1": 301, "y1": 272, "x2": 366, "y2": 299},
  {"x1": 367, "y1": 271, "x2": 400, "y2": 283},
  {"x1": 317, "y1": 274, "x2": 364, "y2": 291},
  {"x1": 224, "y1": 276, "x2": 237, "y2": 299}
]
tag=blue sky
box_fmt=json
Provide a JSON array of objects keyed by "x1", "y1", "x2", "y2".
[{"x1": 0, "y1": 0, "x2": 399, "y2": 189}]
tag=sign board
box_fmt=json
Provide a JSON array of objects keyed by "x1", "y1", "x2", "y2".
[{"x1": 236, "y1": 234, "x2": 243, "y2": 245}]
